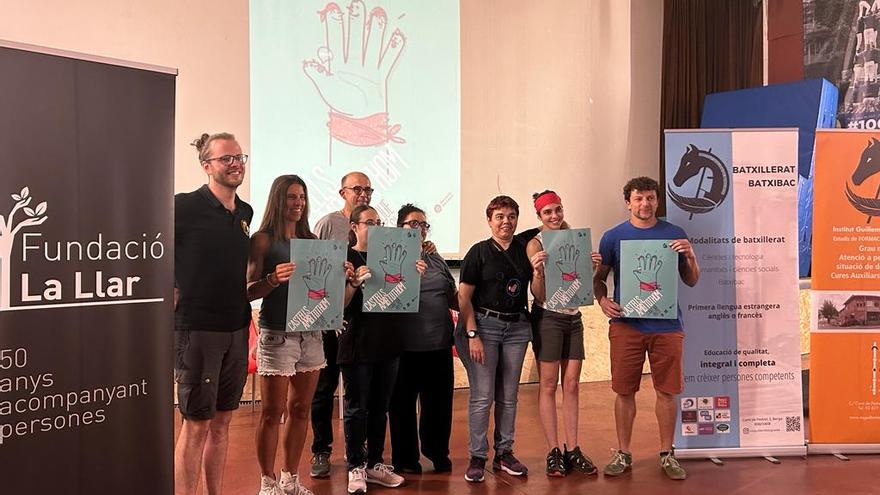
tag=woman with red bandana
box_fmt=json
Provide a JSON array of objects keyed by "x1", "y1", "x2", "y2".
[{"x1": 526, "y1": 190, "x2": 602, "y2": 478}]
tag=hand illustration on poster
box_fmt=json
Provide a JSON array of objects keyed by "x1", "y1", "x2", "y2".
[
  {"x1": 363, "y1": 226, "x2": 420, "y2": 312},
  {"x1": 287, "y1": 239, "x2": 346, "y2": 331},
  {"x1": 303, "y1": 1, "x2": 406, "y2": 163},
  {"x1": 542, "y1": 229, "x2": 594, "y2": 309},
  {"x1": 303, "y1": 256, "x2": 332, "y2": 307},
  {"x1": 633, "y1": 253, "x2": 663, "y2": 298},
  {"x1": 379, "y1": 242, "x2": 407, "y2": 288},
  {"x1": 620, "y1": 239, "x2": 678, "y2": 319}
]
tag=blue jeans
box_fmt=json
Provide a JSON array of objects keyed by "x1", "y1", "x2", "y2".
[{"x1": 454, "y1": 312, "x2": 531, "y2": 459}]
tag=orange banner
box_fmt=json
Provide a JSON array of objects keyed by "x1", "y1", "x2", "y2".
[{"x1": 810, "y1": 130, "x2": 880, "y2": 444}]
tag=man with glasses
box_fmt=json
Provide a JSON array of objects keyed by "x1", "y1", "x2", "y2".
[
  {"x1": 174, "y1": 133, "x2": 253, "y2": 495},
  {"x1": 310, "y1": 171, "x2": 373, "y2": 478}
]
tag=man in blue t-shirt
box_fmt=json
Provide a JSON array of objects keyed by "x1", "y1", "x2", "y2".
[{"x1": 593, "y1": 176, "x2": 700, "y2": 481}]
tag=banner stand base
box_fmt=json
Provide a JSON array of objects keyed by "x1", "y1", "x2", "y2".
[
  {"x1": 675, "y1": 445, "x2": 807, "y2": 461},
  {"x1": 807, "y1": 443, "x2": 880, "y2": 457}
]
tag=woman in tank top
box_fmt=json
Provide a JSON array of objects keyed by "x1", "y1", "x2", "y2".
[{"x1": 526, "y1": 190, "x2": 602, "y2": 478}]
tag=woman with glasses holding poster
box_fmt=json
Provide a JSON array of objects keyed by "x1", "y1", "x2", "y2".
[
  {"x1": 247, "y1": 175, "x2": 342, "y2": 495},
  {"x1": 341, "y1": 205, "x2": 427, "y2": 494},
  {"x1": 526, "y1": 190, "x2": 602, "y2": 477},
  {"x1": 388, "y1": 204, "x2": 458, "y2": 475},
  {"x1": 455, "y1": 195, "x2": 541, "y2": 483}
]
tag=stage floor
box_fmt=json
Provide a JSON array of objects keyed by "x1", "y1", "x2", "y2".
[{"x1": 175, "y1": 376, "x2": 880, "y2": 495}]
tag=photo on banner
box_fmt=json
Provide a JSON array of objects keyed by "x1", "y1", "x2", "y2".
[
  {"x1": 362, "y1": 226, "x2": 421, "y2": 313},
  {"x1": 541, "y1": 228, "x2": 593, "y2": 310},
  {"x1": 810, "y1": 129, "x2": 880, "y2": 445},
  {"x1": 619, "y1": 239, "x2": 678, "y2": 319},
  {"x1": 286, "y1": 239, "x2": 347, "y2": 331},
  {"x1": 666, "y1": 129, "x2": 803, "y2": 452},
  {"x1": 250, "y1": 0, "x2": 461, "y2": 254}
]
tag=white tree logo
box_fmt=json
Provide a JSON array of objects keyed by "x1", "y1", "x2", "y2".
[{"x1": 0, "y1": 186, "x2": 48, "y2": 309}]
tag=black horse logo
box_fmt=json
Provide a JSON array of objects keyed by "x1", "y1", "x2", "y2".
[
  {"x1": 845, "y1": 137, "x2": 880, "y2": 223},
  {"x1": 667, "y1": 144, "x2": 730, "y2": 220}
]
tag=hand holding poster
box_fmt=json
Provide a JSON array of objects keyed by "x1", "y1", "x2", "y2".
[
  {"x1": 363, "y1": 226, "x2": 421, "y2": 313},
  {"x1": 620, "y1": 239, "x2": 678, "y2": 319},
  {"x1": 286, "y1": 239, "x2": 346, "y2": 331},
  {"x1": 542, "y1": 228, "x2": 594, "y2": 309}
]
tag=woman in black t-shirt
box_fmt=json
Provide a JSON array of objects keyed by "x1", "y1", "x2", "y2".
[
  {"x1": 454, "y1": 195, "x2": 541, "y2": 483},
  {"x1": 340, "y1": 205, "x2": 426, "y2": 492}
]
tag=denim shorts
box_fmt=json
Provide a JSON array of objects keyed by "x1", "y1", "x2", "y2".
[{"x1": 257, "y1": 329, "x2": 327, "y2": 376}]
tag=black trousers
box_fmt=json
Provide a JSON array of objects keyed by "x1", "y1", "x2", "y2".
[
  {"x1": 310, "y1": 330, "x2": 339, "y2": 454},
  {"x1": 341, "y1": 357, "x2": 400, "y2": 469},
  {"x1": 388, "y1": 348, "x2": 454, "y2": 467}
]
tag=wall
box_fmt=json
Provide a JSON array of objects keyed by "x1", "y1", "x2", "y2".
[
  {"x1": 460, "y1": 0, "x2": 664, "y2": 253},
  {"x1": 0, "y1": 0, "x2": 251, "y2": 197}
]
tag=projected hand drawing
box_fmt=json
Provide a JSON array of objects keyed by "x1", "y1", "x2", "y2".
[{"x1": 250, "y1": 0, "x2": 461, "y2": 254}]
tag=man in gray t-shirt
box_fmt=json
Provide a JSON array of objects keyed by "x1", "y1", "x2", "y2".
[{"x1": 310, "y1": 171, "x2": 373, "y2": 478}]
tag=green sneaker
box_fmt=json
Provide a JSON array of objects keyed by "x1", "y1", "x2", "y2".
[
  {"x1": 660, "y1": 451, "x2": 687, "y2": 480},
  {"x1": 602, "y1": 450, "x2": 632, "y2": 476}
]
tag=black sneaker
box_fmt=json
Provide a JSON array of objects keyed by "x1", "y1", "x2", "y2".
[
  {"x1": 564, "y1": 445, "x2": 598, "y2": 475},
  {"x1": 492, "y1": 451, "x2": 528, "y2": 476},
  {"x1": 310, "y1": 452, "x2": 331, "y2": 478},
  {"x1": 393, "y1": 461, "x2": 422, "y2": 474},
  {"x1": 546, "y1": 447, "x2": 566, "y2": 477},
  {"x1": 431, "y1": 457, "x2": 453, "y2": 473},
  {"x1": 464, "y1": 456, "x2": 486, "y2": 482}
]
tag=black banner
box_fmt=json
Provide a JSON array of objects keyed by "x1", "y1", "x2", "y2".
[{"x1": 0, "y1": 44, "x2": 174, "y2": 493}]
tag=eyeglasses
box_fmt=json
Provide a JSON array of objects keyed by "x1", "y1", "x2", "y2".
[
  {"x1": 343, "y1": 185, "x2": 374, "y2": 196},
  {"x1": 204, "y1": 154, "x2": 248, "y2": 166},
  {"x1": 357, "y1": 220, "x2": 383, "y2": 227},
  {"x1": 402, "y1": 220, "x2": 430, "y2": 230}
]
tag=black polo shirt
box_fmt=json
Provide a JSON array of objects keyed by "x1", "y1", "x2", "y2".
[
  {"x1": 459, "y1": 238, "x2": 532, "y2": 314},
  {"x1": 175, "y1": 184, "x2": 253, "y2": 331}
]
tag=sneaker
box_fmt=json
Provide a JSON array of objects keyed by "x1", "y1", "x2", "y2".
[
  {"x1": 365, "y1": 463, "x2": 404, "y2": 488},
  {"x1": 258, "y1": 474, "x2": 283, "y2": 495},
  {"x1": 603, "y1": 449, "x2": 633, "y2": 477},
  {"x1": 545, "y1": 447, "x2": 566, "y2": 477},
  {"x1": 310, "y1": 452, "x2": 331, "y2": 479},
  {"x1": 464, "y1": 456, "x2": 486, "y2": 482},
  {"x1": 393, "y1": 461, "x2": 422, "y2": 474},
  {"x1": 564, "y1": 445, "x2": 598, "y2": 475},
  {"x1": 279, "y1": 471, "x2": 313, "y2": 495},
  {"x1": 347, "y1": 466, "x2": 368, "y2": 494},
  {"x1": 431, "y1": 457, "x2": 453, "y2": 473},
  {"x1": 660, "y1": 451, "x2": 687, "y2": 480},
  {"x1": 492, "y1": 451, "x2": 528, "y2": 476}
]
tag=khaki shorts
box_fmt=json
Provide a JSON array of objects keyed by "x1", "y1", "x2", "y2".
[
  {"x1": 257, "y1": 329, "x2": 326, "y2": 376},
  {"x1": 609, "y1": 321, "x2": 683, "y2": 395}
]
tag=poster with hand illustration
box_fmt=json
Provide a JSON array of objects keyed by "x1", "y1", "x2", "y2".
[
  {"x1": 363, "y1": 226, "x2": 421, "y2": 313},
  {"x1": 542, "y1": 229, "x2": 594, "y2": 309},
  {"x1": 287, "y1": 239, "x2": 347, "y2": 331},
  {"x1": 620, "y1": 239, "x2": 678, "y2": 319}
]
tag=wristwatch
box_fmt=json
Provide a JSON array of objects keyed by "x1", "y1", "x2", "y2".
[{"x1": 466, "y1": 329, "x2": 478, "y2": 339}]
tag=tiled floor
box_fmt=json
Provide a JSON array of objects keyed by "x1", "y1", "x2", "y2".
[{"x1": 175, "y1": 376, "x2": 880, "y2": 495}]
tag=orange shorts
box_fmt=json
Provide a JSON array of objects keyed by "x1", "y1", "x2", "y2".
[{"x1": 609, "y1": 321, "x2": 683, "y2": 395}]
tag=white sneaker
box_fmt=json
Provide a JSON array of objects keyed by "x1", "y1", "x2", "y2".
[
  {"x1": 279, "y1": 471, "x2": 313, "y2": 495},
  {"x1": 347, "y1": 466, "x2": 368, "y2": 494},
  {"x1": 365, "y1": 463, "x2": 404, "y2": 488},
  {"x1": 258, "y1": 474, "x2": 283, "y2": 495}
]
